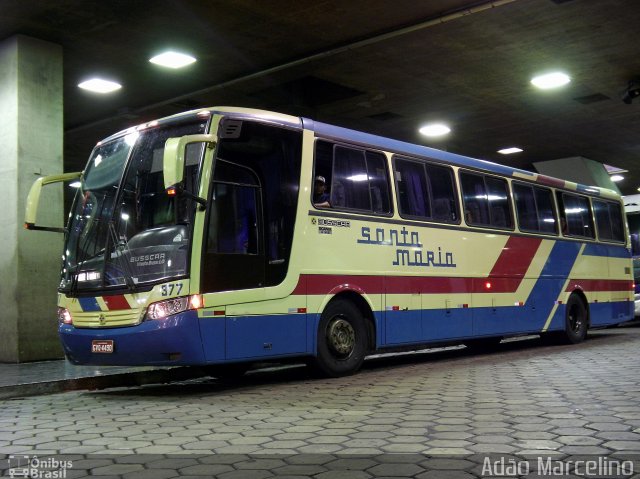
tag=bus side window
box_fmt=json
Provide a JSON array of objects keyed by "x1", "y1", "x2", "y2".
[
  {"x1": 557, "y1": 192, "x2": 594, "y2": 238},
  {"x1": 314, "y1": 140, "x2": 391, "y2": 214},
  {"x1": 427, "y1": 164, "x2": 458, "y2": 223},
  {"x1": 594, "y1": 199, "x2": 625, "y2": 242},
  {"x1": 395, "y1": 158, "x2": 430, "y2": 218},
  {"x1": 513, "y1": 182, "x2": 557, "y2": 234},
  {"x1": 461, "y1": 172, "x2": 490, "y2": 226},
  {"x1": 485, "y1": 176, "x2": 512, "y2": 229}
]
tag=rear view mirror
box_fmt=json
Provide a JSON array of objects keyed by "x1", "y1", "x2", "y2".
[
  {"x1": 25, "y1": 172, "x2": 82, "y2": 233},
  {"x1": 163, "y1": 134, "x2": 216, "y2": 189}
]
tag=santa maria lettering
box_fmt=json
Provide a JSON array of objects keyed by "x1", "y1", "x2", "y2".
[{"x1": 357, "y1": 226, "x2": 456, "y2": 268}]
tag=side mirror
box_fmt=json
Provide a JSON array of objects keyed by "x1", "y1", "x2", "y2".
[
  {"x1": 163, "y1": 134, "x2": 216, "y2": 189},
  {"x1": 25, "y1": 172, "x2": 82, "y2": 232}
]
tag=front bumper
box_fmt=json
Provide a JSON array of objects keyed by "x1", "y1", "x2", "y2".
[{"x1": 59, "y1": 310, "x2": 206, "y2": 365}]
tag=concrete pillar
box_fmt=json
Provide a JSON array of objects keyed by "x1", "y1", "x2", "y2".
[{"x1": 0, "y1": 35, "x2": 64, "y2": 362}]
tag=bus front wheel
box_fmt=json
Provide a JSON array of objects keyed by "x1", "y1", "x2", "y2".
[{"x1": 311, "y1": 299, "x2": 367, "y2": 377}]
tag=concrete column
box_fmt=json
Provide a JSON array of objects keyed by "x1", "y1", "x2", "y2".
[{"x1": 0, "y1": 35, "x2": 64, "y2": 362}]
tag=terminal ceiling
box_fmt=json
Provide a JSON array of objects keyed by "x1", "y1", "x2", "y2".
[{"x1": 3, "y1": 0, "x2": 640, "y2": 195}]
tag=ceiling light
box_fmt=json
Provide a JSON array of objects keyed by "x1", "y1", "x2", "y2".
[
  {"x1": 497, "y1": 147, "x2": 523, "y2": 155},
  {"x1": 531, "y1": 72, "x2": 571, "y2": 89},
  {"x1": 610, "y1": 175, "x2": 624, "y2": 182},
  {"x1": 78, "y1": 78, "x2": 122, "y2": 94},
  {"x1": 419, "y1": 123, "x2": 451, "y2": 137},
  {"x1": 149, "y1": 51, "x2": 197, "y2": 69}
]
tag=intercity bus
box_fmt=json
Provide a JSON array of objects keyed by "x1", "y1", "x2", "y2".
[{"x1": 25, "y1": 107, "x2": 634, "y2": 377}]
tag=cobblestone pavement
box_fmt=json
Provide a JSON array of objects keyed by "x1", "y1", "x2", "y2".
[{"x1": 1, "y1": 327, "x2": 640, "y2": 478}]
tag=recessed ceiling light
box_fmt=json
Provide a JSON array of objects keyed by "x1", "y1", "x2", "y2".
[
  {"x1": 610, "y1": 175, "x2": 624, "y2": 182},
  {"x1": 78, "y1": 78, "x2": 122, "y2": 94},
  {"x1": 419, "y1": 123, "x2": 451, "y2": 137},
  {"x1": 149, "y1": 51, "x2": 197, "y2": 69},
  {"x1": 497, "y1": 147, "x2": 523, "y2": 155},
  {"x1": 531, "y1": 72, "x2": 571, "y2": 89}
]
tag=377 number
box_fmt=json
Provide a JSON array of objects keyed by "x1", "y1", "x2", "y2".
[{"x1": 161, "y1": 283, "x2": 184, "y2": 296}]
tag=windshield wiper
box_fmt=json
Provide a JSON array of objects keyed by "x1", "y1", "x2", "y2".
[
  {"x1": 108, "y1": 220, "x2": 136, "y2": 292},
  {"x1": 70, "y1": 191, "x2": 109, "y2": 294}
]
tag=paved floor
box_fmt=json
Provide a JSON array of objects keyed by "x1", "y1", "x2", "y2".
[
  {"x1": 1, "y1": 326, "x2": 640, "y2": 478},
  {"x1": 0, "y1": 360, "x2": 157, "y2": 389}
]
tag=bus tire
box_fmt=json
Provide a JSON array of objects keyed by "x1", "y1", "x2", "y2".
[
  {"x1": 560, "y1": 294, "x2": 588, "y2": 344},
  {"x1": 311, "y1": 299, "x2": 367, "y2": 378}
]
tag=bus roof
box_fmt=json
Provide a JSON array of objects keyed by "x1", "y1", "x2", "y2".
[
  {"x1": 98, "y1": 106, "x2": 620, "y2": 202},
  {"x1": 302, "y1": 117, "x2": 620, "y2": 202}
]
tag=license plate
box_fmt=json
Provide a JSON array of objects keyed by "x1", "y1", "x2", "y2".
[{"x1": 91, "y1": 340, "x2": 114, "y2": 353}]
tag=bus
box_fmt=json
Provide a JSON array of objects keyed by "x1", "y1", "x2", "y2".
[{"x1": 25, "y1": 107, "x2": 634, "y2": 377}]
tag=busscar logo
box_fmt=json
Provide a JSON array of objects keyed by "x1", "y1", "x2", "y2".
[
  {"x1": 129, "y1": 253, "x2": 165, "y2": 267},
  {"x1": 318, "y1": 218, "x2": 350, "y2": 228}
]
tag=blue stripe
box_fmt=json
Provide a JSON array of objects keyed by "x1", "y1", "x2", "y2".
[
  {"x1": 583, "y1": 243, "x2": 630, "y2": 258},
  {"x1": 78, "y1": 297, "x2": 101, "y2": 312},
  {"x1": 526, "y1": 241, "x2": 583, "y2": 331}
]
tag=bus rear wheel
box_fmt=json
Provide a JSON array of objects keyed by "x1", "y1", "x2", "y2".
[
  {"x1": 545, "y1": 294, "x2": 589, "y2": 345},
  {"x1": 562, "y1": 294, "x2": 588, "y2": 343},
  {"x1": 311, "y1": 299, "x2": 367, "y2": 378}
]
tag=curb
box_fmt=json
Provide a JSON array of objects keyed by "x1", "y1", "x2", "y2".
[{"x1": 0, "y1": 367, "x2": 210, "y2": 400}]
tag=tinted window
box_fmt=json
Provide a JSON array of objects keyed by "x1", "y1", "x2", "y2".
[
  {"x1": 486, "y1": 176, "x2": 513, "y2": 228},
  {"x1": 207, "y1": 162, "x2": 260, "y2": 255},
  {"x1": 513, "y1": 183, "x2": 558, "y2": 234},
  {"x1": 395, "y1": 159, "x2": 430, "y2": 217},
  {"x1": 594, "y1": 200, "x2": 625, "y2": 242},
  {"x1": 366, "y1": 151, "x2": 392, "y2": 214},
  {"x1": 461, "y1": 173, "x2": 490, "y2": 226},
  {"x1": 461, "y1": 172, "x2": 512, "y2": 229},
  {"x1": 428, "y1": 164, "x2": 459, "y2": 222},
  {"x1": 557, "y1": 193, "x2": 594, "y2": 238},
  {"x1": 314, "y1": 141, "x2": 391, "y2": 214},
  {"x1": 536, "y1": 187, "x2": 558, "y2": 233},
  {"x1": 394, "y1": 158, "x2": 458, "y2": 222}
]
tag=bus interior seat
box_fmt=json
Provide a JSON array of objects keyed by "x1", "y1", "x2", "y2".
[
  {"x1": 465, "y1": 202, "x2": 481, "y2": 224},
  {"x1": 331, "y1": 181, "x2": 345, "y2": 207},
  {"x1": 520, "y1": 212, "x2": 537, "y2": 231},
  {"x1": 370, "y1": 186, "x2": 383, "y2": 212},
  {"x1": 491, "y1": 206, "x2": 508, "y2": 227},
  {"x1": 152, "y1": 195, "x2": 174, "y2": 226},
  {"x1": 433, "y1": 198, "x2": 452, "y2": 221}
]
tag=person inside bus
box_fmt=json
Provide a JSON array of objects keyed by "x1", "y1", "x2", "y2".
[{"x1": 313, "y1": 175, "x2": 331, "y2": 208}]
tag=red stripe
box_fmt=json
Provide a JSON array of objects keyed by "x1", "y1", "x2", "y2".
[
  {"x1": 488, "y1": 236, "x2": 542, "y2": 279},
  {"x1": 290, "y1": 237, "x2": 544, "y2": 296},
  {"x1": 292, "y1": 274, "x2": 530, "y2": 295},
  {"x1": 103, "y1": 295, "x2": 130, "y2": 310},
  {"x1": 536, "y1": 175, "x2": 566, "y2": 188},
  {"x1": 565, "y1": 280, "x2": 633, "y2": 292}
]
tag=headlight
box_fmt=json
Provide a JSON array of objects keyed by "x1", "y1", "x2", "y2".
[
  {"x1": 145, "y1": 295, "x2": 204, "y2": 321},
  {"x1": 58, "y1": 307, "x2": 73, "y2": 324}
]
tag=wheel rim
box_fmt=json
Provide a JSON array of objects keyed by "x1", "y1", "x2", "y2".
[
  {"x1": 326, "y1": 316, "x2": 356, "y2": 359},
  {"x1": 568, "y1": 303, "x2": 584, "y2": 333}
]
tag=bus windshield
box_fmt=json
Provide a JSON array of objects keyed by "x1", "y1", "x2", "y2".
[{"x1": 60, "y1": 117, "x2": 208, "y2": 293}]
